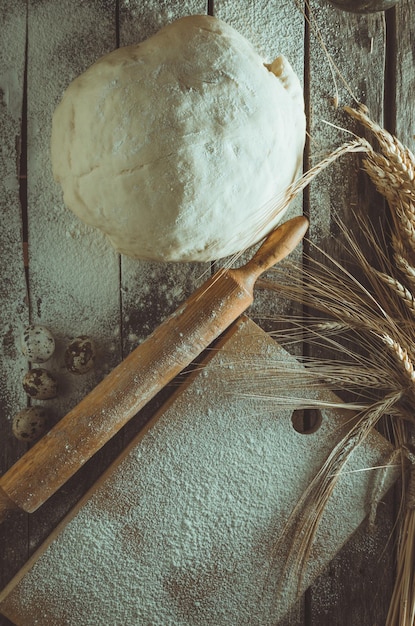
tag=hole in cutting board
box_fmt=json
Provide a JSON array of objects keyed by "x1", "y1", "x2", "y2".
[{"x1": 291, "y1": 408, "x2": 322, "y2": 434}]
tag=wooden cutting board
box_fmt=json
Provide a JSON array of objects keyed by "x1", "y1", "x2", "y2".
[{"x1": 0, "y1": 316, "x2": 397, "y2": 625}]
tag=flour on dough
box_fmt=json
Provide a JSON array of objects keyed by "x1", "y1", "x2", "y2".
[{"x1": 51, "y1": 15, "x2": 306, "y2": 262}]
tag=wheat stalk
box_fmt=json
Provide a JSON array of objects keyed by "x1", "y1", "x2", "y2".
[
  {"x1": 337, "y1": 108, "x2": 415, "y2": 626},
  {"x1": 385, "y1": 421, "x2": 415, "y2": 626},
  {"x1": 270, "y1": 392, "x2": 403, "y2": 606},
  {"x1": 257, "y1": 106, "x2": 415, "y2": 621},
  {"x1": 215, "y1": 137, "x2": 371, "y2": 271}
]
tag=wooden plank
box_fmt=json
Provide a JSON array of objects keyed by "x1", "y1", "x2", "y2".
[
  {"x1": 306, "y1": 2, "x2": 394, "y2": 624},
  {"x1": 0, "y1": 2, "x2": 30, "y2": 621},
  {"x1": 118, "y1": 0, "x2": 212, "y2": 444},
  {"x1": 212, "y1": 3, "x2": 306, "y2": 623},
  {"x1": 119, "y1": 0, "x2": 208, "y2": 44},
  {"x1": 307, "y1": 1, "x2": 387, "y2": 241},
  {"x1": 394, "y1": 0, "x2": 415, "y2": 149},
  {"x1": 25, "y1": 0, "x2": 122, "y2": 549}
]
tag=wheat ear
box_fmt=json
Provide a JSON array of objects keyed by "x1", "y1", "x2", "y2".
[
  {"x1": 375, "y1": 270, "x2": 415, "y2": 317},
  {"x1": 345, "y1": 106, "x2": 415, "y2": 259},
  {"x1": 345, "y1": 105, "x2": 415, "y2": 181},
  {"x1": 395, "y1": 254, "x2": 415, "y2": 289},
  {"x1": 382, "y1": 334, "x2": 415, "y2": 386}
]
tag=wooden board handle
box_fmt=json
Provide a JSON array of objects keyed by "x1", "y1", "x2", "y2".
[{"x1": 0, "y1": 216, "x2": 308, "y2": 516}]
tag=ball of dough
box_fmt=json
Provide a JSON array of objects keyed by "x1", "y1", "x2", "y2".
[
  {"x1": 12, "y1": 407, "x2": 48, "y2": 442},
  {"x1": 51, "y1": 15, "x2": 305, "y2": 262},
  {"x1": 23, "y1": 368, "x2": 58, "y2": 400},
  {"x1": 65, "y1": 336, "x2": 96, "y2": 374},
  {"x1": 21, "y1": 325, "x2": 55, "y2": 363}
]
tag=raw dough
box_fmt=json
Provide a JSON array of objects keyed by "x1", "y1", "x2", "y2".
[{"x1": 51, "y1": 15, "x2": 305, "y2": 262}]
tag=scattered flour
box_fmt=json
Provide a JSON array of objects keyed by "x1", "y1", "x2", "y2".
[{"x1": 0, "y1": 4, "x2": 29, "y2": 447}]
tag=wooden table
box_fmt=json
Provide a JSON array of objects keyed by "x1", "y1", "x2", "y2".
[{"x1": 0, "y1": 1, "x2": 413, "y2": 624}]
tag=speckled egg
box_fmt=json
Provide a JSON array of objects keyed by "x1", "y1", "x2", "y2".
[
  {"x1": 23, "y1": 368, "x2": 58, "y2": 399},
  {"x1": 65, "y1": 335, "x2": 96, "y2": 374},
  {"x1": 21, "y1": 325, "x2": 55, "y2": 363},
  {"x1": 12, "y1": 407, "x2": 48, "y2": 442}
]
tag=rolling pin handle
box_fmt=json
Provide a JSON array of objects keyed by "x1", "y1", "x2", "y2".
[{"x1": 236, "y1": 215, "x2": 309, "y2": 288}]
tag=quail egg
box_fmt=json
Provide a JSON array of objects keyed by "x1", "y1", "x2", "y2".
[
  {"x1": 65, "y1": 335, "x2": 96, "y2": 374},
  {"x1": 12, "y1": 406, "x2": 48, "y2": 442},
  {"x1": 21, "y1": 325, "x2": 55, "y2": 363},
  {"x1": 23, "y1": 368, "x2": 58, "y2": 399}
]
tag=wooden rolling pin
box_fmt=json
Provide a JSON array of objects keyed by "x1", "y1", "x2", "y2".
[{"x1": 0, "y1": 216, "x2": 308, "y2": 520}]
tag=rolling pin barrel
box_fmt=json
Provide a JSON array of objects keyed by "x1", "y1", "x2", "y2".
[{"x1": 0, "y1": 216, "x2": 308, "y2": 516}]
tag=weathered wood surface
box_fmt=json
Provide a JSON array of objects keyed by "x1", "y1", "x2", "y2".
[
  {"x1": 305, "y1": 4, "x2": 394, "y2": 625},
  {"x1": 0, "y1": 1, "x2": 412, "y2": 624}
]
